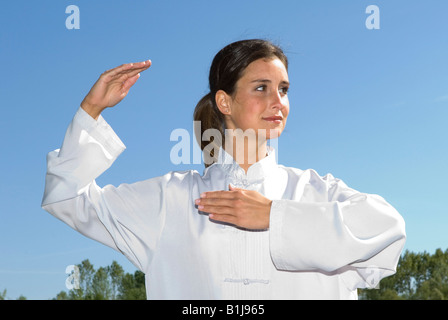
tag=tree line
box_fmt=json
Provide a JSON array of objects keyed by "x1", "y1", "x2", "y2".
[
  {"x1": 359, "y1": 248, "x2": 448, "y2": 299},
  {"x1": 2, "y1": 248, "x2": 447, "y2": 299},
  {"x1": 56, "y1": 248, "x2": 448, "y2": 300},
  {"x1": 54, "y1": 259, "x2": 146, "y2": 300}
]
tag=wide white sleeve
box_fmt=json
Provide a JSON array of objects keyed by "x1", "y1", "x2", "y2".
[
  {"x1": 41, "y1": 107, "x2": 166, "y2": 272},
  {"x1": 269, "y1": 171, "x2": 406, "y2": 289}
]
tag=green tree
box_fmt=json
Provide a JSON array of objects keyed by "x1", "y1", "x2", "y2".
[
  {"x1": 359, "y1": 248, "x2": 448, "y2": 300},
  {"x1": 67, "y1": 259, "x2": 95, "y2": 300},
  {"x1": 54, "y1": 290, "x2": 68, "y2": 300},
  {"x1": 413, "y1": 248, "x2": 448, "y2": 300},
  {"x1": 54, "y1": 259, "x2": 145, "y2": 300},
  {"x1": 0, "y1": 289, "x2": 27, "y2": 300},
  {"x1": 118, "y1": 270, "x2": 146, "y2": 300},
  {"x1": 91, "y1": 266, "x2": 111, "y2": 299},
  {"x1": 108, "y1": 260, "x2": 125, "y2": 299}
]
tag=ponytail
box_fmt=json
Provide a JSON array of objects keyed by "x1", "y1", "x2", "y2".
[{"x1": 193, "y1": 92, "x2": 225, "y2": 167}]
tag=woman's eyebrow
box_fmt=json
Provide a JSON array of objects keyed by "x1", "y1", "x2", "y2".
[
  {"x1": 250, "y1": 79, "x2": 271, "y2": 83},
  {"x1": 250, "y1": 79, "x2": 290, "y2": 85}
]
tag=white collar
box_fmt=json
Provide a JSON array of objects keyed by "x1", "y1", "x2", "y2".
[{"x1": 214, "y1": 146, "x2": 278, "y2": 185}]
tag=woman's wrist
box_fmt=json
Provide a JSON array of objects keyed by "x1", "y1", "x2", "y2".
[{"x1": 80, "y1": 100, "x2": 104, "y2": 120}]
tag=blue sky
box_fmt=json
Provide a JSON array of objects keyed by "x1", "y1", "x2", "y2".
[{"x1": 0, "y1": 0, "x2": 447, "y2": 299}]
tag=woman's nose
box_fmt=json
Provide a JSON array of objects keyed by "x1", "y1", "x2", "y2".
[{"x1": 270, "y1": 91, "x2": 288, "y2": 111}]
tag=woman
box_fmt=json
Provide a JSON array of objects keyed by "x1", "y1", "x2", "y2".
[{"x1": 42, "y1": 39, "x2": 406, "y2": 299}]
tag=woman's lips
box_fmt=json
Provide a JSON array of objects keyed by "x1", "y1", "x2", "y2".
[{"x1": 262, "y1": 116, "x2": 283, "y2": 124}]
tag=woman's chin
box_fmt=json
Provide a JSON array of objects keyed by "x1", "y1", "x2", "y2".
[{"x1": 265, "y1": 127, "x2": 284, "y2": 140}]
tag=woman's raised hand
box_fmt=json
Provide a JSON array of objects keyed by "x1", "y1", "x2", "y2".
[{"x1": 81, "y1": 60, "x2": 151, "y2": 120}]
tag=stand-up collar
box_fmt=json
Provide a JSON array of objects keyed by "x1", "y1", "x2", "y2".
[{"x1": 214, "y1": 146, "x2": 278, "y2": 186}]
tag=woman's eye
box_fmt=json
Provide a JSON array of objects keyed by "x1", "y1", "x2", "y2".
[
  {"x1": 279, "y1": 87, "x2": 289, "y2": 95},
  {"x1": 255, "y1": 85, "x2": 266, "y2": 92}
]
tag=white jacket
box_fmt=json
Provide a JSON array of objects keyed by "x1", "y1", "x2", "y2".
[{"x1": 42, "y1": 107, "x2": 406, "y2": 299}]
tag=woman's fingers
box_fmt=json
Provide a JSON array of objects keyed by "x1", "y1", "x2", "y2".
[
  {"x1": 102, "y1": 60, "x2": 151, "y2": 99},
  {"x1": 209, "y1": 213, "x2": 237, "y2": 225},
  {"x1": 199, "y1": 185, "x2": 244, "y2": 200},
  {"x1": 195, "y1": 187, "x2": 272, "y2": 230},
  {"x1": 196, "y1": 197, "x2": 233, "y2": 212},
  {"x1": 104, "y1": 60, "x2": 151, "y2": 81},
  {"x1": 196, "y1": 189, "x2": 243, "y2": 213},
  {"x1": 104, "y1": 63, "x2": 133, "y2": 77},
  {"x1": 122, "y1": 73, "x2": 141, "y2": 93}
]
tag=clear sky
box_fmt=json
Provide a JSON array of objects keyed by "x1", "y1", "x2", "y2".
[{"x1": 0, "y1": 0, "x2": 447, "y2": 300}]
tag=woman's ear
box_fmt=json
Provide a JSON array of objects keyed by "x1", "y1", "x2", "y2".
[{"x1": 215, "y1": 90, "x2": 232, "y2": 115}]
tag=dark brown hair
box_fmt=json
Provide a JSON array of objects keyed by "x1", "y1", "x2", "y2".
[{"x1": 193, "y1": 39, "x2": 288, "y2": 167}]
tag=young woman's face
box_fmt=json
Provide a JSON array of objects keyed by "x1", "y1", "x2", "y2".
[{"x1": 221, "y1": 58, "x2": 290, "y2": 140}]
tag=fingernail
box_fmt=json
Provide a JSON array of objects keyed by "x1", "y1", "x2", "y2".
[
  {"x1": 198, "y1": 205, "x2": 204, "y2": 210},
  {"x1": 200, "y1": 193, "x2": 206, "y2": 198},
  {"x1": 195, "y1": 199, "x2": 200, "y2": 205}
]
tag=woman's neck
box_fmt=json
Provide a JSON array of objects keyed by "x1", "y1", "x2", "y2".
[{"x1": 223, "y1": 133, "x2": 268, "y2": 173}]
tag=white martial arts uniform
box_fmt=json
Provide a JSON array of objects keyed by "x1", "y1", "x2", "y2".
[{"x1": 42, "y1": 107, "x2": 406, "y2": 300}]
